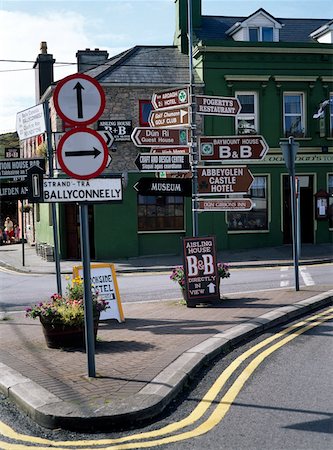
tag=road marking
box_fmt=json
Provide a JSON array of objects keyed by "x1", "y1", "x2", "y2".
[
  {"x1": 300, "y1": 267, "x2": 315, "y2": 286},
  {"x1": 280, "y1": 267, "x2": 290, "y2": 287},
  {"x1": 0, "y1": 308, "x2": 332, "y2": 449}
]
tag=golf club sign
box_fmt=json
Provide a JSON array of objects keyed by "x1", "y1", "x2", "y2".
[{"x1": 182, "y1": 236, "x2": 220, "y2": 307}]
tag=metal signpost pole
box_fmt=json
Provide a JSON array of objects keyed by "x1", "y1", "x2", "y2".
[
  {"x1": 79, "y1": 204, "x2": 96, "y2": 378},
  {"x1": 288, "y1": 136, "x2": 300, "y2": 291},
  {"x1": 187, "y1": 0, "x2": 199, "y2": 237},
  {"x1": 44, "y1": 101, "x2": 62, "y2": 296},
  {"x1": 21, "y1": 205, "x2": 25, "y2": 266}
]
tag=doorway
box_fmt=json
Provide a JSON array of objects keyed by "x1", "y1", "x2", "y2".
[
  {"x1": 283, "y1": 175, "x2": 314, "y2": 244},
  {"x1": 64, "y1": 204, "x2": 95, "y2": 259}
]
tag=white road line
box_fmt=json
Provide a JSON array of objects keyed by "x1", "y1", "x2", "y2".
[
  {"x1": 280, "y1": 267, "x2": 290, "y2": 287},
  {"x1": 300, "y1": 266, "x2": 315, "y2": 286}
]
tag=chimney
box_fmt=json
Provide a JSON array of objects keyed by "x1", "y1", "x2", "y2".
[
  {"x1": 33, "y1": 41, "x2": 55, "y2": 102},
  {"x1": 76, "y1": 48, "x2": 109, "y2": 72}
]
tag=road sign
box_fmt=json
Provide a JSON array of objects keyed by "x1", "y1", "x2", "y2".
[
  {"x1": 0, "y1": 158, "x2": 45, "y2": 180},
  {"x1": 53, "y1": 73, "x2": 106, "y2": 126},
  {"x1": 197, "y1": 166, "x2": 254, "y2": 195},
  {"x1": 42, "y1": 177, "x2": 122, "y2": 203},
  {"x1": 135, "y1": 153, "x2": 190, "y2": 172},
  {"x1": 199, "y1": 135, "x2": 269, "y2": 161},
  {"x1": 131, "y1": 127, "x2": 190, "y2": 148},
  {"x1": 196, "y1": 198, "x2": 253, "y2": 211},
  {"x1": 26, "y1": 165, "x2": 44, "y2": 203},
  {"x1": 98, "y1": 120, "x2": 132, "y2": 141},
  {"x1": 16, "y1": 104, "x2": 46, "y2": 140},
  {"x1": 57, "y1": 128, "x2": 109, "y2": 180},
  {"x1": 0, "y1": 181, "x2": 28, "y2": 200},
  {"x1": 5, "y1": 148, "x2": 20, "y2": 159},
  {"x1": 182, "y1": 236, "x2": 220, "y2": 305},
  {"x1": 196, "y1": 95, "x2": 241, "y2": 116},
  {"x1": 73, "y1": 263, "x2": 124, "y2": 322},
  {"x1": 152, "y1": 87, "x2": 190, "y2": 110},
  {"x1": 133, "y1": 177, "x2": 192, "y2": 196},
  {"x1": 148, "y1": 106, "x2": 190, "y2": 128},
  {"x1": 150, "y1": 146, "x2": 190, "y2": 154},
  {"x1": 97, "y1": 130, "x2": 114, "y2": 148}
]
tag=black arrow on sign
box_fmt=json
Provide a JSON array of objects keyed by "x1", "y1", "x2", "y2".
[
  {"x1": 65, "y1": 148, "x2": 101, "y2": 158},
  {"x1": 73, "y1": 82, "x2": 84, "y2": 119}
]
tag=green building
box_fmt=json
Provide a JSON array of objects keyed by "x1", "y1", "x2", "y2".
[{"x1": 31, "y1": 2, "x2": 332, "y2": 260}]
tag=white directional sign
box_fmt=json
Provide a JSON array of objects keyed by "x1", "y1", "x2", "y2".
[
  {"x1": 53, "y1": 73, "x2": 106, "y2": 126},
  {"x1": 16, "y1": 104, "x2": 46, "y2": 140},
  {"x1": 57, "y1": 128, "x2": 109, "y2": 180},
  {"x1": 148, "y1": 106, "x2": 190, "y2": 128},
  {"x1": 42, "y1": 177, "x2": 122, "y2": 203}
]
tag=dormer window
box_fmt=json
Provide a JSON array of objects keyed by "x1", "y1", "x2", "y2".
[
  {"x1": 249, "y1": 27, "x2": 274, "y2": 42},
  {"x1": 226, "y1": 9, "x2": 282, "y2": 42}
]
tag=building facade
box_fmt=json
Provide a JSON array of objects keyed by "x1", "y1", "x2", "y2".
[{"x1": 32, "y1": 2, "x2": 332, "y2": 260}]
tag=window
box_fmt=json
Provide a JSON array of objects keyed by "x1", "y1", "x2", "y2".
[
  {"x1": 235, "y1": 92, "x2": 258, "y2": 134},
  {"x1": 283, "y1": 93, "x2": 305, "y2": 138},
  {"x1": 248, "y1": 26, "x2": 273, "y2": 42},
  {"x1": 329, "y1": 92, "x2": 333, "y2": 137},
  {"x1": 227, "y1": 176, "x2": 268, "y2": 231},
  {"x1": 328, "y1": 174, "x2": 333, "y2": 228},
  {"x1": 262, "y1": 27, "x2": 273, "y2": 41},
  {"x1": 138, "y1": 195, "x2": 184, "y2": 231},
  {"x1": 139, "y1": 100, "x2": 153, "y2": 126}
]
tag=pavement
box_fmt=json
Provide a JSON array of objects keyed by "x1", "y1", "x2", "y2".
[{"x1": 0, "y1": 242, "x2": 332, "y2": 431}]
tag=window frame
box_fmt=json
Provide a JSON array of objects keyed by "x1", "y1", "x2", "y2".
[
  {"x1": 328, "y1": 173, "x2": 333, "y2": 229},
  {"x1": 329, "y1": 93, "x2": 333, "y2": 138},
  {"x1": 226, "y1": 174, "x2": 270, "y2": 233},
  {"x1": 283, "y1": 92, "x2": 306, "y2": 138},
  {"x1": 248, "y1": 26, "x2": 274, "y2": 42},
  {"x1": 235, "y1": 91, "x2": 259, "y2": 135},
  {"x1": 137, "y1": 194, "x2": 185, "y2": 233},
  {"x1": 139, "y1": 100, "x2": 153, "y2": 127}
]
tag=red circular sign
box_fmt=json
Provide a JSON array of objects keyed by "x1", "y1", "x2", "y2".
[
  {"x1": 57, "y1": 128, "x2": 108, "y2": 180},
  {"x1": 53, "y1": 73, "x2": 106, "y2": 126}
]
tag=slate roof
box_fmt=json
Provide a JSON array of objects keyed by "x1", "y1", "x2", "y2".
[
  {"x1": 85, "y1": 46, "x2": 196, "y2": 85},
  {"x1": 196, "y1": 16, "x2": 331, "y2": 43}
]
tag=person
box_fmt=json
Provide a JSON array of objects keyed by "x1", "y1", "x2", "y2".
[
  {"x1": 4, "y1": 217, "x2": 14, "y2": 244},
  {"x1": 14, "y1": 224, "x2": 20, "y2": 243},
  {"x1": 0, "y1": 228, "x2": 3, "y2": 246}
]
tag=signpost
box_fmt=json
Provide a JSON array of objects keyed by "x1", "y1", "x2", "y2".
[
  {"x1": 196, "y1": 198, "x2": 253, "y2": 211},
  {"x1": 182, "y1": 236, "x2": 220, "y2": 307},
  {"x1": 16, "y1": 104, "x2": 46, "y2": 140},
  {"x1": 150, "y1": 147, "x2": 190, "y2": 154},
  {"x1": 199, "y1": 135, "x2": 269, "y2": 161},
  {"x1": 5, "y1": 148, "x2": 20, "y2": 159},
  {"x1": 133, "y1": 177, "x2": 192, "y2": 197},
  {"x1": 0, "y1": 158, "x2": 45, "y2": 180},
  {"x1": 148, "y1": 106, "x2": 190, "y2": 128},
  {"x1": 53, "y1": 73, "x2": 106, "y2": 126},
  {"x1": 0, "y1": 181, "x2": 28, "y2": 200},
  {"x1": 131, "y1": 127, "x2": 190, "y2": 148},
  {"x1": 97, "y1": 119, "x2": 132, "y2": 141},
  {"x1": 197, "y1": 166, "x2": 254, "y2": 195},
  {"x1": 42, "y1": 177, "x2": 122, "y2": 203},
  {"x1": 56, "y1": 128, "x2": 109, "y2": 180},
  {"x1": 196, "y1": 95, "x2": 241, "y2": 116},
  {"x1": 73, "y1": 263, "x2": 124, "y2": 322},
  {"x1": 152, "y1": 87, "x2": 190, "y2": 110},
  {"x1": 135, "y1": 153, "x2": 190, "y2": 172}
]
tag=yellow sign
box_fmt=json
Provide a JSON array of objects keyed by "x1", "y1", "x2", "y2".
[{"x1": 73, "y1": 263, "x2": 124, "y2": 322}]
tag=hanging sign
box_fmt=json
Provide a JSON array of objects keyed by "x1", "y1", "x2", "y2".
[
  {"x1": 73, "y1": 263, "x2": 124, "y2": 322},
  {"x1": 199, "y1": 135, "x2": 269, "y2": 161},
  {"x1": 197, "y1": 166, "x2": 254, "y2": 195}
]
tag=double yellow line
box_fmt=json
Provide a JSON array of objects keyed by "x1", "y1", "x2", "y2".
[{"x1": 0, "y1": 307, "x2": 332, "y2": 450}]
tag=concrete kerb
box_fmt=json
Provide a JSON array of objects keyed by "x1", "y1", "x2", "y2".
[{"x1": 0, "y1": 292, "x2": 332, "y2": 431}]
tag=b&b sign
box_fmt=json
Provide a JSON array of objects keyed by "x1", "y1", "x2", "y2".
[{"x1": 182, "y1": 236, "x2": 220, "y2": 306}]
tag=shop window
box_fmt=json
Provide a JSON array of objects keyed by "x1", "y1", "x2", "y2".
[
  {"x1": 138, "y1": 195, "x2": 184, "y2": 231},
  {"x1": 235, "y1": 92, "x2": 258, "y2": 134},
  {"x1": 328, "y1": 174, "x2": 333, "y2": 228},
  {"x1": 227, "y1": 176, "x2": 268, "y2": 231},
  {"x1": 139, "y1": 100, "x2": 153, "y2": 126},
  {"x1": 283, "y1": 93, "x2": 305, "y2": 138}
]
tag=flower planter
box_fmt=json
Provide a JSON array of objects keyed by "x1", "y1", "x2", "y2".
[{"x1": 41, "y1": 318, "x2": 99, "y2": 349}]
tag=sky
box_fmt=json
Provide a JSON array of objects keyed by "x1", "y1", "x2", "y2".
[{"x1": 0, "y1": 0, "x2": 332, "y2": 134}]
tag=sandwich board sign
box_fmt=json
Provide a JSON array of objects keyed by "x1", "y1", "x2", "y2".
[{"x1": 73, "y1": 263, "x2": 124, "y2": 322}]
